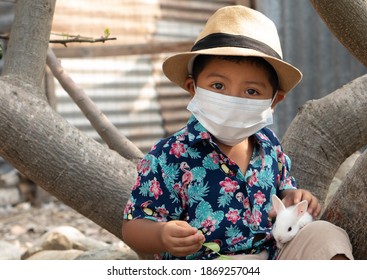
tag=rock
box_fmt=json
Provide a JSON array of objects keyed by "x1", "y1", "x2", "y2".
[
  {"x1": 26, "y1": 249, "x2": 84, "y2": 260},
  {"x1": 0, "y1": 158, "x2": 19, "y2": 189},
  {"x1": 0, "y1": 188, "x2": 20, "y2": 206},
  {"x1": 19, "y1": 226, "x2": 138, "y2": 260},
  {"x1": 0, "y1": 241, "x2": 23, "y2": 260},
  {"x1": 75, "y1": 242, "x2": 139, "y2": 260},
  {"x1": 22, "y1": 226, "x2": 108, "y2": 259}
]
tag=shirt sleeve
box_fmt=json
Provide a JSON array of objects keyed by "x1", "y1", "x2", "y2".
[{"x1": 122, "y1": 152, "x2": 183, "y2": 223}]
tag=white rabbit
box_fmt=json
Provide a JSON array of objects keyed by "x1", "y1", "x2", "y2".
[{"x1": 271, "y1": 194, "x2": 314, "y2": 249}]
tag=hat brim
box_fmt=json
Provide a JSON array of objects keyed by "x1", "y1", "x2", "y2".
[{"x1": 162, "y1": 47, "x2": 302, "y2": 94}]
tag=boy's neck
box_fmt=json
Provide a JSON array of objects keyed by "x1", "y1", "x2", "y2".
[{"x1": 215, "y1": 137, "x2": 254, "y2": 174}]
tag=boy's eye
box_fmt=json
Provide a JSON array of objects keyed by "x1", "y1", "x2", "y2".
[
  {"x1": 245, "y1": 88, "x2": 258, "y2": 96},
  {"x1": 211, "y1": 83, "x2": 224, "y2": 90}
]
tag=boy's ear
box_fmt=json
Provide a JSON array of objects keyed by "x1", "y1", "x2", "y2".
[
  {"x1": 184, "y1": 76, "x2": 195, "y2": 97},
  {"x1": 271, "y1": 90, "x2": 285, "y2": 109}
]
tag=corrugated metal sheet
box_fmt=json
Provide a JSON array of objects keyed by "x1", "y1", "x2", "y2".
[
  {"x1": 257, "y1": 0, "x2": 367, "y2": 138},
  {"x1": 53, "y1": 55, "x2": 165, "y2": 152},
  {"x1": 51, "y1": 0, "x2": 238, "y2": 153}
]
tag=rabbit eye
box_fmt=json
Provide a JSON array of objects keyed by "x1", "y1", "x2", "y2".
[{"x1": 288, "y1": 227, "x2": 292, "y2": 232}]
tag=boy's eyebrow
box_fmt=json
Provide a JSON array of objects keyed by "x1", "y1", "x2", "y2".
[
  {"x1": 246, "y1": 81, "x2": 267, "y2": 89},
  {"x1": 205, "y1": 72, "x2": 228, "y2": 80},
  {"x1": 205, "y1": 72, "x2": 268, "y2": 89}
]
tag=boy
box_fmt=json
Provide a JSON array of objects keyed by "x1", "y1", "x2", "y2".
[{"x1": 122, "y1": 5, "x2": 353, "y2": 260}]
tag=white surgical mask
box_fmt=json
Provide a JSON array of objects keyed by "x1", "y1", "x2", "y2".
[{"x1": 187, "y1": 87, "x2": 274, "y2": 146}]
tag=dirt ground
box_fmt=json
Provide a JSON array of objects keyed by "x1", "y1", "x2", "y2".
[{"x1": 0, "y1": 198, "x2": 121, "y2": 253}]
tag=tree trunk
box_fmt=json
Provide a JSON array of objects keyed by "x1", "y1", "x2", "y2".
[
  {"x1": 310, "y1": 0, "x2": 367, "y2": 67},
  {"x1": 282, "y1": 74, "x2": 367, "y2": 208},
  {"x1": 0, "y1": 0, "x2": 137, "y2": 240},
  {"x1": 2, "y1": 0, "x2": 55, "y2": 89},
  {"x1": 282, "y1": 75, "x2": 367, "y2": 259},
  {"x1": 321, "y1": 149, "x2": 367, "y2": 260},
  {"x1": 0, "y1": 76, "x2": 137, "y2": 240}
]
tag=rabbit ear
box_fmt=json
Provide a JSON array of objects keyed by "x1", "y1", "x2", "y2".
[
  {"x1": 293, "y1": 200, "x2": 309, "y2": 218},
  {"x1": 272, "y1": 194, "x2": 285, "y2": 214}
]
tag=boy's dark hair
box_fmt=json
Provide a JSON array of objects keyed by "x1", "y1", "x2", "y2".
[{"x1": 191, "y1": 55, "x2": 279, "y2": 95}]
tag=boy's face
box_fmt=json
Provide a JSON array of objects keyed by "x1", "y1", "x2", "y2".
[{"x1": 185, "y1": 57, "x2": 285, "y2": 107}]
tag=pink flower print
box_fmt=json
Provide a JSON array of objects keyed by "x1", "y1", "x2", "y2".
[
  {"x1": 258, "y1": 132, "x2": 270, "y2": 141},
  {"x1": 243, "y1": 209, "x2": 252, "y2": 224},
  {"x1": 132, "y1": 176, "x2": 141, "y2": 190},
  {"x1": 123, "y1": 199, "x2": 134, "y2": 216},
  {"x1": 210, "y1": 151, "x2": 221, "y2": 164},
  {"x1": 243, "y1": 197, "x2": 250, "y2": 209},
  {"x1": 226, "y1": 209, "x2": 241, "y2": 224},
  {"x1": 220, "y1": 177, "x2": 239, "y2": 193},
  {"x1": 247, "y1": 170, "x2": 258, "y2": 187},
  {"x1": 254, "y1": 191, "x2": 266, "y2": 206},
  {"x1": 250, "y1": 209, "x2": 262, "y2": 225},
  {"x1": 156, "y1": 206, "x2": 169, "y2": 222},
  {"x1": 149, "y1": 177, "x2": 163, "y2": 200},
  {"x1": 200, "y1": 131, "x2": 211, "y2": 140},
  {"x1": 201, "y1": 217, "x2": 217, "y2": 235},
  {"x1": 227, "y1": 158, "x2": 236, "y2": 166},
  {"x1": 231, "y1": 235, "x2": 244, "y2": 245},
  {"x1": 169, "y1": 141, "x2": 186, "y2": 158},
  {"x1": 137, "y1": 158, "x2": 151, "y2": 176}
]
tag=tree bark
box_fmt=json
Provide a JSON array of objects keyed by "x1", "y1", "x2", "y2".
[
  {"x1": 0, "y1": 76, "x2": 137, "y2": 239},
  {"x1": 310, "y1": 0, "x2": 367, "y2": 67},
  {"x1": 0, "y1": 0, "x2": 138, "y2": 240},
  {"x1": 321, "y1": 150, "x2": 367, "y2": 260},
  {"x1": 282, "y1": 74, "x2": 367, "y2": 208},
  {"x1": 2, "y1": 0, "x2": 55, "y2": 89}
]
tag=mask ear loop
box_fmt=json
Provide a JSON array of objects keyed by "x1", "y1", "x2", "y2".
[
  {"x1": 190, "y1": 78, "x2": 198, "y2": 94},
  {"x1": 270, "y1": 90, "x2": 278, "y2": 107}
]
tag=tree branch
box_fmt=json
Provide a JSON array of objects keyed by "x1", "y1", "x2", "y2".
[
  {"x1": 310, "y1": 0, "x2": 367, "y2": 67},
  {"x1": 282, "y1": 74, "x2": 367, "y2": 208},
  {"x1": 321, "y1": 150, "x2": 367, "y2": 260},
  {"x1": 46, "y1": 47, "x2": 144, "y2": 162}
]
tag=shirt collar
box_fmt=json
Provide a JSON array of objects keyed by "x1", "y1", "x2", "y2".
[{"x1": 186, "y1": 115, "x2": 213, "y2": 146}]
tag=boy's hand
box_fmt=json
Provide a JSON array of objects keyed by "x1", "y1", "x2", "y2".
[
  {"x1": 160, "y1": 220, "x2": 205, "y2": 257},
  {"x1": 269, "y1": 189, "x2": 321, "y2": 219}
]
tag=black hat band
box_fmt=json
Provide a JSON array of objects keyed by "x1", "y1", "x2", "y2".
[{"x1": 191, "y1": 32, "x2": 281, "y2": 60}]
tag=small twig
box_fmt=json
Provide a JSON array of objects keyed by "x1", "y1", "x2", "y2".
[
  {"x1": 49, "y1": 37, "x2": 116, "y2": 46},
  {"x1": 0, "y1": 33, "x2": 116, "y2": 46}
]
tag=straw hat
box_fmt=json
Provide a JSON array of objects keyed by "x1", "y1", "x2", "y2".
[{"x1": 162, "y1": 5, "x2": 302, "y2": 94}]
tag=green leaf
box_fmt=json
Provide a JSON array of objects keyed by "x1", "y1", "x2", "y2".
[
  {"x1": 203, "y1": 242, "x2": 220, "y2": 253},
  {"x1": 202, "y1": 242, "x2": 233, "y2": 260},
  {"x1": 104, "y1": 28, "x2": 110, "y2": 38},
  {"x1": 217, "y1": 255, "x2": 233, "y2": 260}
]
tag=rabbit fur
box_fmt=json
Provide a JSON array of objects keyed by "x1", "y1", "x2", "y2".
[{"x1": 271, "y1": 194, "x2": 313, "y2": 249}]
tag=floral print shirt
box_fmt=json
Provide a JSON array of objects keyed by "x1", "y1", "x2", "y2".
[{"x1": 123, "y1": 115, "x2": 297, "y2": 259}]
